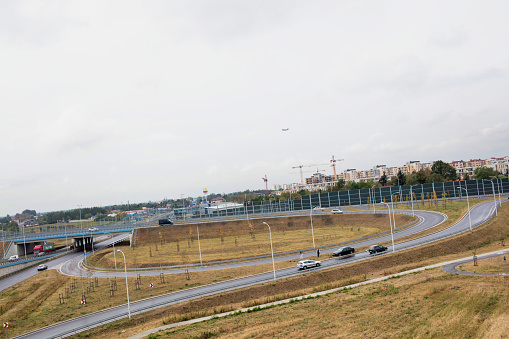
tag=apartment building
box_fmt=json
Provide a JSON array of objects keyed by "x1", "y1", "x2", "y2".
[{"x1": 276, "y1": 156, "x2": 507, "y2": 193}]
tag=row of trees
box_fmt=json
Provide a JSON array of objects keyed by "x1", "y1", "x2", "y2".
[
  {"x1": 4, "y1": 161, "x2": 507, "y2": 228},
  {"x1": 379, "y1": 161, "x2": 507, "y2": 187},
  {"x1": 239, "y1": 160, "x2": 508, "y2": 204}
]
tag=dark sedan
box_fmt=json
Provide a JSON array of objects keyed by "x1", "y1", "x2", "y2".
[
  {"x1": 332, "y1": 246, "x2": 355, "y2": 257},
  {"x1": 368, "y1": 245, "x2": 388, "y2": 255}
]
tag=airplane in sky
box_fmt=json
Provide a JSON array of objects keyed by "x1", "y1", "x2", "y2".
[{"x1": 282, "y1": 128, "x2": 289, "y2": 131}]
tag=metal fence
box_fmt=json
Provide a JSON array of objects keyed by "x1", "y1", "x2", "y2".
[{"x1": 187, "y1": 178, "x2": 508, "y2": 220}]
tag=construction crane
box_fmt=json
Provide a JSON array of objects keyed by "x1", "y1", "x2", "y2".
[
  {"x1": 292, "y1": 163, "x2": 330, "y2": 184},
  {"x1": 262, "y1": 175, "x2": 269, "y2": 196},
  {"x1": 330, "y1": 155, "x2": 344, "y2": 181},
  {"x1": 291, "y1": 165, "x2": 305, "y2": 185}
]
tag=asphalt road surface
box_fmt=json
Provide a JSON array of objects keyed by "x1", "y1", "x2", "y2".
[{"x1": 13, "y1": 200, "x2": 502, "y2": 338}]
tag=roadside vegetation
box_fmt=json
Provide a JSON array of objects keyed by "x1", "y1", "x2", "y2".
[
  {"x1": 87, "y1": 214, "x2": 413, "y2": 268},
  {"x1": 158, "y1": 271, "x2": 509, "y2": 338},
  {"x1": 84, "y1": 200, "x2": 509, "y2": 338},
  {"x1": 0, "y1": 200, "x2": 507, "y2": 338}
]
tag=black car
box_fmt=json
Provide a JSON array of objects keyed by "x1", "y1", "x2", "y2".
[
  {"x1": 368, "y1": 245, "x2": 388, "y2": 254},
  {"x1": 332, "y1": 246, "x2": 355, "y2": 257},
  {"x1": 158, "y1": 218, "x2": 173, "y2": 225}
]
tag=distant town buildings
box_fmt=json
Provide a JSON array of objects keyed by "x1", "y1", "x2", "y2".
[{"x1": 275, "y1": 156, "x2": 509, "y2": 194}]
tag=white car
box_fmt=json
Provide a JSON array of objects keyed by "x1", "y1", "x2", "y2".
[
  {"x1": 297, "y1": 259, "x2": 321, "y2": 270},
  {"x1": 37, "y1": 264, "x2": 48, "y2": 271},
  {"x1": 312, "y1": 207, "x2": 325, "y2": 211},
  {"x1": 8, "y1": 255, "x2": 19, "y2": 261},
  {"x1": 331, "y1": 209, "x2": 343, "y2": 214},
  {"x1": 88, "y1": 227, "x2": 99, "y2": 232}
]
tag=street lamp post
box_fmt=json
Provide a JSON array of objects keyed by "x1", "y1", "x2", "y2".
[
  {"x1": 117, "y1": 249, "x2": 131, "y2": 320},
  {"x1": 113, "y1": 242, "x2": 117, "y2": 270},
  {"x1": 23, "y1": 225, "x2": 27, "y2": 260},
  {"x1": 90, "y1": 229, "x2": 95, "y2": 255},
  {"x1": 1, "y1": 224, "x2": 5, "y2": 260},
  {"x1": 197, "y1": 224, "x2": 203, "y2": 266},
  {"x1": 491, "y1": 178, "x2": 502, "y2": 215},
  {"x1": 262, "y1": 222, "x2": 276, "y2": 282},
  {"x1": 78, "y1": 205, "x2": 85, "y2": 253},
  {"x1": 309, "y1": 207, "x2": 316, "y2": 249},
  {"x1": 409, "y1": 184, "x2": 420, "y2": 217},
  {"x1": 457, "y1": 187, "x2": 473, "y2": 232},
  {"x1": 382, "y1": 203, "x2": 395, "y2": 253},
  {"x1": 483, "y1": 179, "x2": 498, "y2": 217},
  {"x1": 64, "y1": 219, "x2": 68, "y2": 250},
  {"x1": 391, "y1": 194, "x2": 397, "y2": 234},
  {"x1": 181, "y1": 194, "x2": 185, "y2": 221}
]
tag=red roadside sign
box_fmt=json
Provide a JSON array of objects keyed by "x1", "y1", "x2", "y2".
[
  {"x1": 81, "y1": 300, "x2": 86, "y2": 305},
  {"x1": 3, "y1": 323, "x2": 8, "y2": 328},
  {"x1": 149, "y1": 283, "x2": 154, "y2": 288}
]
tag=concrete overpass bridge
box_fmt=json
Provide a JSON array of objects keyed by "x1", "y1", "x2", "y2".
[{"x1": 2, "y1": 227, "x2": 135, "y2": 261}]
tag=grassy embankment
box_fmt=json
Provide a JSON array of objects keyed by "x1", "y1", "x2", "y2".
[
  {"x1": 159, "y1": 270, "x2": 509, "y2": 338},
  {"x1": 88, "y1": 213, "x2": 413, "y2": 268},
  {"x1": 0, "y1": 199, "x2": 505, "y2": 338},
  {"x1": 87, "y1": 196, "x2": 482, "y2": 269},
  {"x1": 82, "y1": 200, "x2": 509, "y2": 338},
  {"x1": 0, "y1": 213, "x2": 411, "y2": 337}
]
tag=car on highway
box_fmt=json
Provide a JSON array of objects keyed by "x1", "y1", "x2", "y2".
[
  {"x1": 37, "y1": 264, "x2": 48, "y2": 271},
  {"x1": 312, "y1": 206, "x2": 325, "y2": 211},
  {"x1": 88, "y1": 227, "x2": 99, "y2": 232},
  {"x1": 8, "y1": 255, "x2": 19, "y2": 261},
  {"x1": 368, "y1": 244, "x2": 388, "y2": 255},
  {"x1": 158, "y1": 218, "x2": 173, "y2": 225},
  {"x1": 332, "y1": 246, "x2": 355, "y2": 257},
  {"x1": 297, "y1": 259, "x2": 321, "y2": 270},
  {"x1": 331, "y1": 209, "x2": 343, "y2": 214}
]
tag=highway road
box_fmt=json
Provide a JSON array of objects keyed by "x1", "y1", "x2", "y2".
[
  {"x1": 13, "y1": 200, "x2": 502, "y2": 338},
  {"x1": 0, "y1": 234, "x2": 130, "y2": 293}
]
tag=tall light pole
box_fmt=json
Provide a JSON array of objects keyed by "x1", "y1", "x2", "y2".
[
  {"x1": 309, "y1": 207, "x2": 316, "y2": 249},
  {"x1": 90, "y1": 229, "x2": 94, "y2": 255},
  {"x1": 23, "y1": 225, "x2": 27, "y2": 260},
  {"x1": 64, "y1": 219, "x2": 68, "y2": 250},
  {"x1": 457, "y1": 187, "x2": 472, "y2": 232},
  {"x1": 196, "y1": 224, "x2": 202, "y2": 266},
  {"x1": 181, "y1": 194, "x2": 185, "y2": 221},
  {"x1": 382, "y1": 203, "x2": 395, "y2": 253},
  {"x1": 1, "y1": 224, "x2": 5, "y2": 260},
  {"x1": 483, "y1": 179, "x2": 498, "y2": 216},
  {"x1": 117, "y1": 249, "x2": 131, "y2": 320},
  {"x1": 391, "y1": 194, "x2": 397, "y2": 235},
  {"x1": 262, "y1": 222, "x2": 276, "y2": 282},
  {"x1": 113, "y1": 242, "x2": 117, "y2": 270},
  {"x1": 78, "y1": 205, "x2": 85, "y2": 252},
  {"x1": 495, "y1": 179, "x2": 502, "y2": 211},
  {"x1": 409, "y1": 184, "x2": 420, "y2": 217}
]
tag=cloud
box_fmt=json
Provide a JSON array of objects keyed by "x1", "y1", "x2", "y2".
[
  {"x1": 1, "y1": 0, "x2": 509, "y2": 215},
  {"x1": 430, "y1": 29, "x2": 469, "y2": 48}
]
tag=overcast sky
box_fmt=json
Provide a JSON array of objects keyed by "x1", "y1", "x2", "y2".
[{"x1": 1, "y1": 0, "x2": 508, "y2": 216}]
